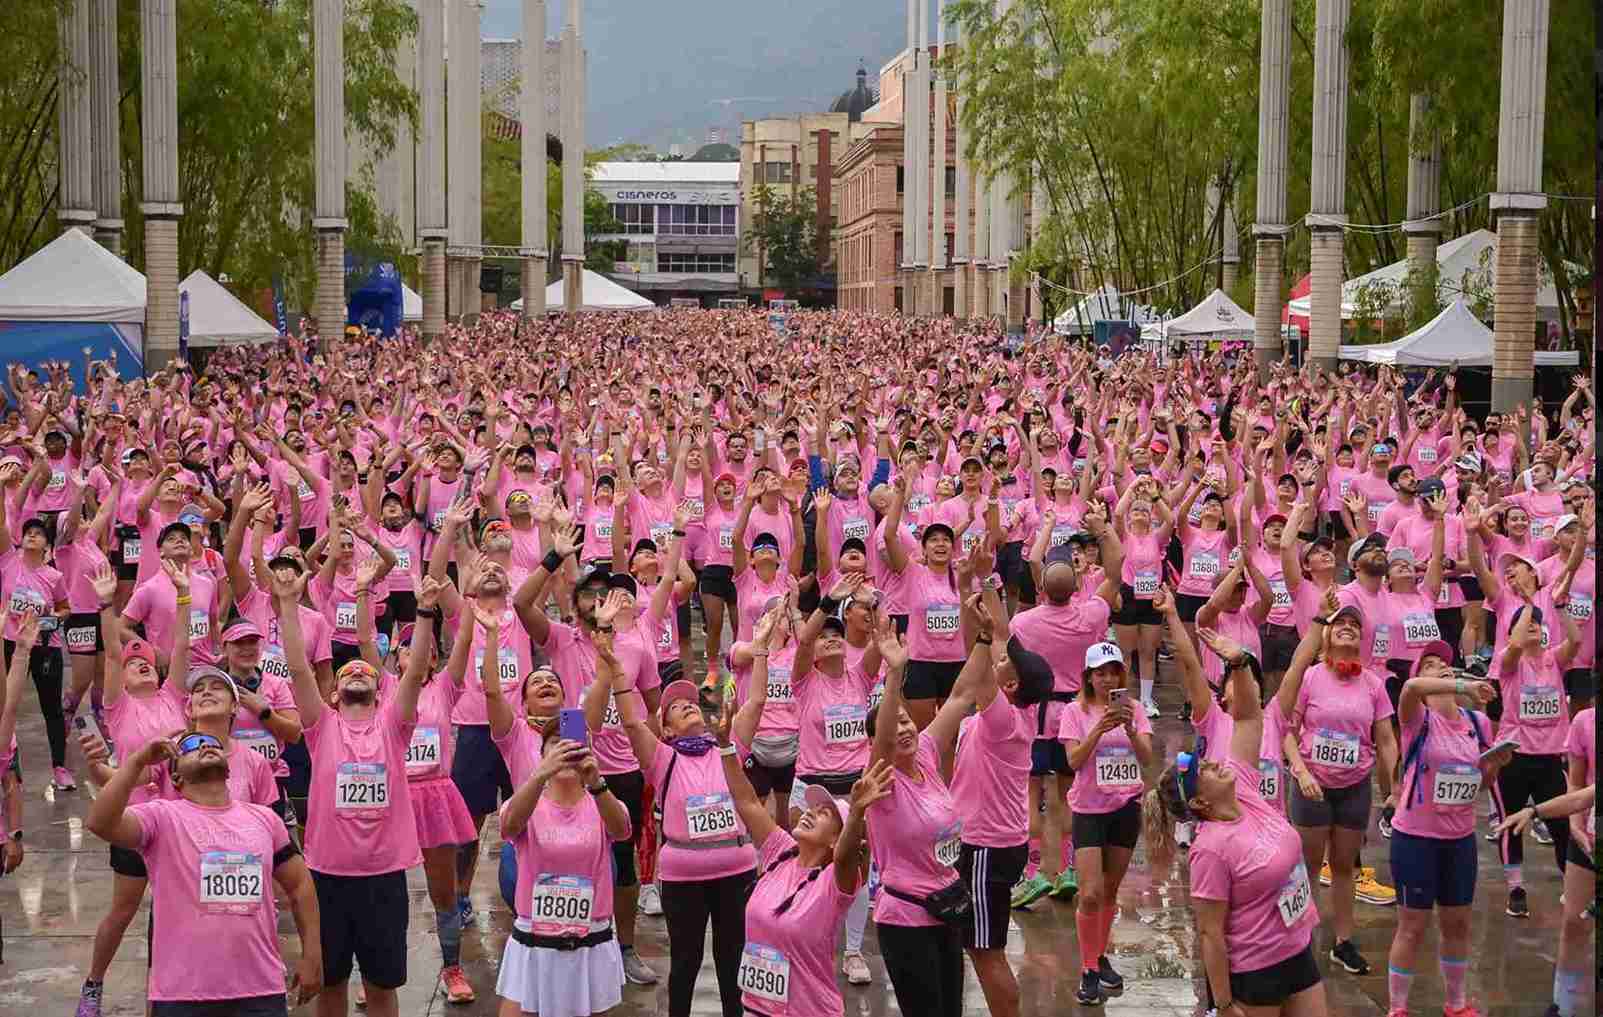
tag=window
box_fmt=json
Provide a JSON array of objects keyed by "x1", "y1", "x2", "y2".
[
  {"x1": 656, "y1": 252, "x2": 737, "y2": 274},
  {"x1": 655, "y1": 204, "x2": 737, "y2": 236},
  {"x1": 896, "y1": 166, "x2": 904, "y2": 194},
  {"x1": 609, "y1": 203, "x2": 654, "y2": 235},
  {"x1": 764, "y1": 161, "x2": 793, "y2": 184},
  {"x1": 945, "y1": 166, "x2": 957, "y2": 197}
]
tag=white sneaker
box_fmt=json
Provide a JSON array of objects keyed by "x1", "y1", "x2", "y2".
[
  {"x1": 842, "y1": 951, "x2": 872, "y2": 985},
  {"x1": 1143, "y1": 699, "x2": 1160, "y2": 719},
  {"x1": 638, "y1": 882, "x2": 663, "y2": 916}
]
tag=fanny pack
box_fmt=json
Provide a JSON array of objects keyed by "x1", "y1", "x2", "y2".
[
  {"x1": 749, "y1": 732, "x2": 799, "y2": 769},
  {"x1": 510, "y1": 924, "x2": 614, "y2": 951},
  {"x1": 883, "y1": 879, "x2": 972, "y2": 925}
]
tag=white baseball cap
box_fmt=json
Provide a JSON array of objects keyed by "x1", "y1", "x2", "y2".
[
  {"x1": 1555, "y1": 513, "x2": 1580, "y2": 532},
  {"x1": 1085, "y1": 642, "x2": 1125, "y2": 671}
]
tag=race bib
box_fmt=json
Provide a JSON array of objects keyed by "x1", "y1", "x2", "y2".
[
  {"x1": 1257, "y1": 759, "x2": 1280, "y2": 801},
  {"x1": 65, "y1": 625, "x2": 96, "y2": 652},
  {"x1": 1564, "y1": 592, "x2": 1593, "y2": 622},
  {"x1": 961, "y1": 529, "x2": 983, "y2": 554},
  {"x1": 1531, "y1": 518, "x2": 1554, "y2": 541},
  {"x1": 334, "y1": 601, "x2": 357, "y2": 632},
  {"x1": 1049, "y1": 525, "x2": 1076, "y2": 548},
  {"x1": 602, "y1": 694, "x2": 621, "y2": 729},
  {"x1": 235, "y1": 727, "x2": 279, "y2": 764},
  {"x1": 765, "y1": 664, "x2": 794, "y2": 704},
  {"x1": 1269, "y1": 578, "x2": 1291, "y2": 610},
  {"x1": 334, "y1": 761, "x2": 389, "y2": 813},
  {"x1": 907, "y1": 494, "x2": 932, "y2": 513},
  {"x1": 933, "y1": 822, "x2": 962, "y2": 868},
  {"x1": 687, "y1": 498, "x2": 705, "y2": 519},
  {"x1": 1366, "y1": 500, "x2": 1387, "y2": 524},
  {"x1": 867, "y1": 681, "x2": 885, "y2": 712},
  {"x1": 738, "y1": 944, "x2": 791, "y2": 1006},
  {"x1": 1132, "y1": 571, "x2": 1159, "y2": 597},
  {"x1": 1417, "y1": 445, "x2": 1438, "y2": 464},
  {"x1": 295, "y1": 479, "x2": 314, "y2": 502},
  {"x1": 529, "y1": 874, "x2": 595, "y2": 938},
  {"x1": 431, "y1": 508, "x2": 447, "y2": 530},
  {"x1": 651, "y1": 522, "x2": 673, "y2": 545},
  {"x1": 474, "y1": 647, "x2": 521, "y2": 687},
  {"x1": 1371, "y1": 624, "x2": 1391, "y2": 658},
  {"x1": 7, "y1": 588, "x2": 43, "y2": 615},
  {"x1": 823, "y1": 703, "x2": 867, "y2": 746},
  {"x1": 392, "y1": 547, "x2": 412, "y2": 572},
  {"x1": 925, "y1": 602, "x2": 960, "y2": 636},
  {"x1": 188, "y1": 607, "x2": 210, "y2": 642},
  {"x1": 657, "y1": 621, "x2": 674, "y2": 650},
  {"x1": 1519, "y1": 685, "x2": 1562, "y2": 723},
  {"x1": 47, "y1": 469, "x2": 66, "y2": 492},
  {"x1": 199, "y1": 851, "x2": 264, "y2": 914},
  {"x1": 593, "y1": 517, "x2": 613, "y2": 541},
  {"x1": 718, "y1": 525, "x2": 734, "y2": 551},
  {"x1": 261, "y1": 646, "x2": 291, "y2": 680},
  {"x1": 1431, "y1": 763, "x2": 1480, "y2": 806},
  {"x1": 406, "y1": 726, "x2": 442, "y2": 775},
  {"x1": 1401, "y1": 612, "x2": 1440, "y2": 646},
  {"x1": 843, "y1": 516, "x2": 870, "y2": 541},
  {"x1": 122, "y1": 537, "x2": 142, "y2": 563},
  {"x1": 1189, "y1": 551, "x2": 1220, "y2": 578},
  {"x1": 685, "y1": 792, "x2": 738, "y2": 840},
  {"x1": 1437, "y1": 581, "x2": 1453, "y2": 606},
  {"x1": 1094, "y1": 746, "x2": 1142, "y2": 789},
  {"x1": 1276, "y1": 862, "x2": 1313, "y2": 927},
  {"x1": 1311, "y1": 728, "x2": 1360, "y2": 769}
]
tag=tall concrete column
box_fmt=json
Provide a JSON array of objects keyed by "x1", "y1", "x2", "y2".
[
  {"x1": 58, "y1": 0, "x2": 95, "y2": 234},
  {"x1": 1305, "y1": 0, "x2": 1350, "y2": 373},
  {"x1": 90, "y1": 0, "x2": 122, "y2": 254},
  {"x1": 446, "y1": 0, "x2": 471, "y2": 320},
  {"x1": 973, "y1": 172, "x2": 990, "y2": 319},
  {"x1": 951, "y1": 44, "x2": 969, "y2": 319},
  {"x1": 1402, "y1": 94, "x2": 1442, "y2": 320},
  {"x1": 1221, "y1": 193, "x2": 1240, "y2": 292},
  {"x1": 418, "y1": 0, "x2": 447, "y2": 338},
  {"x1": 910, "y1": 0, "x2": 929, "y2": 315},
  {"x1": 898, "y1": 0, "x2": 915, "y2": 313},
  {"x1": 991, "y1": 172, "x2": 1009, "y2": 323},
  {"x1": 519, "y1": 0, "x2": 548, "y2": 318},
  {"x1": 1252, "y1": 0, "x2": 1291, "y2": 370},
  {"x1": 313, "y1": 0, "x2": 349, "y2": 340},
  {"x1": 1490, "y1": 0, "x2": 1549, "y2": 410},
  {"x1": 140, "y1": 0, "x2": 181, "y2": 367},
  {"x1": 560, "y1": 0, "x2": 583, "y2": 312},
  {"x1": 929, "y1": 0, "x2": 946, "y2": 316},
  {"x1": 372, "y1": 6, "x2": 416, "y2": 249},
  {"x1": 462, "y1": 0, "x2": 484, "y2": 317}
]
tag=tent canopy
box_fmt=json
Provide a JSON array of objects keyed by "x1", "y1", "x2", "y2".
[
  {"x1": 1161, "y1": 288, "x2": 1255, "y2": 336},
  {"x1": 511, "y1": 269, "x2": 655, "y2": 312},
  {"x1": 179, "y1": 270, "x2": 278, "y2": 347},
  {"x1": 0, "y1": 228, "x2": 146, "y2": 323},
  {"x1": 1052, "y1": 284, "x2": 1156, "y2": 334},
  {"x1": 402, "y1": 283, "x2": 421, "y2": 322},
  {"x1": 1339, "y1": 297, "x2": 1579, "y2": 367}
]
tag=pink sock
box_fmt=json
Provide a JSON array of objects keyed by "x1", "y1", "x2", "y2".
[
  {"x1": 1439, "y1": 957, "x2": 1468, "y2": 1009},
  {"x1": 1025, "y1": 837, "x2": 1041, "y2": 879},
  {"x1": 1098, "y1": 903, "x2": 1117, "y2": 956},
  {"x1": 1062, "y1": 837, "x2": 1075, "y2": 870},
  {"x1": 1505, "y1": 863, "x2": 1523, "y2": 889},
  {"x1": 1075, "y1": 908, "x2": 1102, "y2": 972},
  {"x1": 1387, "y1": 966, "x2": 1414, "y2": 1012}
]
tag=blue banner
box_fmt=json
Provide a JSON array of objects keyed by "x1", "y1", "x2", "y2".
[
  {"x1": 271, "y1": 275, "x2": 289, "y2": 335},
  {"x1": 178, "y1": 290, "x2": 190, "y2": 360}
]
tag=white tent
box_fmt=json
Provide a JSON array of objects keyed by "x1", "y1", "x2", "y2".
[
  {"x1": 401, "y1": 283, "x2": 422, "y2": 322},
  {"x1": 1051, "y1": 284, "x2": 1156, "y2": 334},
  {"x1": 1160, "y1": 288, "x2": 1255, "y2": 336},
  {"x1": 510, "y1": 269, "x2": 655, "y2": 312},
  {"x1": 1339, "y1": 297, "x2": 1579, "y2": 367},
  {"x1": 178, "y1": 270, "x2": 278, "y2": 347},
  {"x1": 0, "y1": 228, "x2": 145, "y2": 323},
  {"x1": 1288, "y1": 229, "x2": 1577, "y2": 321}
]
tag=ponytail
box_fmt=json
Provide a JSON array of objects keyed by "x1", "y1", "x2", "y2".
[{"x1": 1142, "y1": 765, "x2": 1191, "y2": 871}]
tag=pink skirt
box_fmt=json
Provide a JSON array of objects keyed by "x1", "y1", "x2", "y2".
[{"x1": 409, "y1": 777, "x2": 477, "y2": 848}]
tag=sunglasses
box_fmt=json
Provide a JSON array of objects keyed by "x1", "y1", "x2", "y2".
[{"x1": 176, "y1": 732, "x2": 224, "y2": 755}]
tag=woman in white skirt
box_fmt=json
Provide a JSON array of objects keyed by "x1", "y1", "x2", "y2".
[{"x1": 496, "y1": 717, "x2": 633, "y2": 1016}]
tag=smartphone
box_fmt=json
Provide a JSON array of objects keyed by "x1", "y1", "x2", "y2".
[
  {"x1": 1107, "y1": 688, "x2": 1127, "y2": 707},
  {"x1": 1478, "y1": 737, "x2": 1521, "y2": 764},
  {"x1": 37, "y1": 615, "x2": 59, "y2": 634},
  {"x1": 558, "y1": 707, "x2": 589, "y2": 747}
]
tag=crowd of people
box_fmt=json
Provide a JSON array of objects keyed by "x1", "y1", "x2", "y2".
[{"x1": 0, "y1": 306, "x2": 1593, "y2": 1017}]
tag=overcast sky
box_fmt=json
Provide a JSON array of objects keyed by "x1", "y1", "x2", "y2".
[{"x1": 480, "y1": 0, "x2": 907, "y2": 150}]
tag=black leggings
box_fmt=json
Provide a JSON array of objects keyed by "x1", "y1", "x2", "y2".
[
  {"x1": 876, "y1": 920, "x2": 964, "y2": 1017},
  {"x1": 1495, "y1": 751, "x2": 1570, "y2": 873},
  {"x1": 7, "y1": 640, "x2": 64, "y2": 767},
  {"x1": 660, "y1": 868, "x2": 755, "y2": 1017}
]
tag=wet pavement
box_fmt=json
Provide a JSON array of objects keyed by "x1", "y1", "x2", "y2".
[{"x1": 0, "y1": 665, "x2": 1577, "y2": 1016}]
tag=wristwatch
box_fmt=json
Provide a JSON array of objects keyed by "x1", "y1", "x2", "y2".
[
  {"x1": 586, "y1": 779, "x2": 609, "y2": 796},
  {"x1": 981, "y1": 575, "x2": 1002, "y2": 591},
  {"x1": 258, "y1": 706, "x2": 273, "y2": 723}
]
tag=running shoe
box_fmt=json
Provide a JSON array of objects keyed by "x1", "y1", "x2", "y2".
[
  {"x1": 842, "y1": 951, "x2": 872, "y2": 985},
  {"x1": 1048, "y1": 866, "x2": 1079, "y2": 901},
  {"x1": 1319, "y1": 861, "x2": 1333, "y2": 886},
  {"x1": 1355, "y1": 868, "x2": 1396, "y2": 905},
  {"x1": 354, "y1": 980, "x2": 366, "y2": 1008},
  {"x1": 1178, "y1": 701, "x2": 1193, "y2": 724},
  {"x1": 1329, "y1": 938, "x2": 1370, "y2": 975},
  {"x1": 1387, "y1": 1009, "x2": 1409, "y2": 1017},
  {"x1": 1010, "y1": 873, "x2": 1053, "y2": 909},
  {"x1": 1538, "y1": 1006, "x2": 1560, "y2": 1017},
  {"x1": 52, "y1": 766, "x2": 77, "y2": 791},
  {"x1": 638, "y1": 881, "x2": 663, "y2": 916},
  {"x1": 1442, "y1": 1005, "x2": 1482, "y2": 1017},
  {"x1": 621, "y1": 947, "x2": 660, "y2": 985},
  {"x1": 1378, "y1": 806, "x2": 1394, "y2": 839},
  {"x1": 1506, "y1": 886, "x2": 1529, "y2": 918},
  {"x1": 1531, "y1": 818, "x2": 1553, "y2": 845},
  {"x1": 1143, "y1": 698, "x2": 1160, "y2": 719},
  {"x1": 74, "y1": 982, "x2": 103, "y2": 1017},
  {"x1": 1076, "y1": 970, "x2": 1106, "y2": 1006},
  {"x1": 1097, "y1": 955, "x2": 1124, "y2": 992},
  {"x1": 1157, "y1": 646, "x2": 1174, "y2": 662},
  {"x1": 439, "y1": 965, "x2": 475, "y2": 1004},
  {"x1": 457, "y1": 896, "x2": 475, "y2": 925}
]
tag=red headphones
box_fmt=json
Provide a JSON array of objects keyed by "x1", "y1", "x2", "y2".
[{"x1": 1330, "y1": 659, "x2": 1362, "y2": 678}]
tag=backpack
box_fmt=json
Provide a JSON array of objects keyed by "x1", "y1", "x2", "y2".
[{"x1": 1401, "y1": 707, "x2": 1490, "y2": 809}]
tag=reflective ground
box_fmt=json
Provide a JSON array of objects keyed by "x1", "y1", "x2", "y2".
[{"x1": 0, "y1": 673, "x2": 1579, "y2": 1016}]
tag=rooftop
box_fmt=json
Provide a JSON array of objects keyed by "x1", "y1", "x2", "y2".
[{"x1": 590, "y1": 162, "x2": 741, "y2": 184}]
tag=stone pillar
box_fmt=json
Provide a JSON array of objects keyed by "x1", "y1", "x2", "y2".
[
  {"x1": 1252, "y1": 0, "x2": 1291, "y2": 370},
  {"x1": 560, "y1": 0, "x2": 583, "y2": 313},
  {"x1": 1221, "y1": 196, "x2": 1240, "y2": 293},
  {"x1": 973, "y1": 172, "x2": 990, "y2": 319},
  {"x1": 910, "y1": 0, "x2": 929, "y2": 315},
  {"x1": 991, "y1": 172, "x2": 1008, "y2": 322},
  {"x1": 1304, "y1": 0, "x2": 1350, "y2": 373},
  {"x1": 1402, "y1": 94, "x2": 1442, "y2": 320},
  {"x1": 952, "y1": 68, "x2": 969, "y2": 319},
  {"x1": 930, "y1": 0, "x2": 946, "y2": 317},
  {"x1": 462, "y1": 0, "x2": 483, "y2": 319},
  {"x1": 90, "y1": 0, "x2": 122, "y2": 254},
  {"x1": 446, "y1": 0, "x2": 470, "y2": 321},
  {"x1": 372, "y1": 5, "x2": 416, "y2": 247},
  {"x1": 58, "y1": 0, "x2": 95, "y2": 233},
  {"x1": 519, "y1": 0, "x2": 548, "y2": 318},
  {"x1": 1031, "y1": 171, "x2": 1048, "y2": 324},
  {"x1": 1490, "y1": 0, "x2": 1549, "y2": 410},
  {"x1": 418, "y1": 0, "x2": 447, "y2": 337},
  {"x1": 140, "y1": 0, "x2": 181, "y2": 368},
  {"x1": 313, "y1": 0, "x2": 349, "y2": 340}
]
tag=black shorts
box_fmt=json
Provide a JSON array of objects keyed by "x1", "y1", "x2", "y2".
[
  {"x1": 1229, "y1": 943, "x2": 1321, "y2": 1007},
  {"x1": 1433, "y1": 607, "x2": 1464, "y2": 661},
  {"x1": 1071, "y1": 798, "x2": 1141, "y2": 851},
  {"x1": 1173, "y1": 592, "x2": 1209, "y2": 624},
  {"x1": 795, "y1": 770, "x2": 861, "y2": 798},
  {"x1": 959, "y1": 842, "x2": 1027, "y2": 950},
  {"x1": 1564, "y1": 667, "x2": 1595, "y2": 700},
  {"x1": 64, "y1": 612, "x2": 103, "y2": 656},
  {"x1": 997, "y1": 541, "x2": 1037, "y2": 603},
  {"x1": 904, "y1": 658, "x2": 964, "y2": 701},
  {"x1": 150, "y1": 996, "x2": 288, "y2": 1017},
  {"x1": 299, "y1": 527, "x2": 317, "y2": 552},
  {"x1": 676, "y1": 597, "x2": 693, "y2": 639},
  {"x1": 385, "y1": 589, "x2": 417, "y2": 629},
  {"x1": 1459, "y1": 576, "x2": 1485, "y2": 604},
  {"x1": 1262, "y1": 624, "x2": 1300, "y2": 674},
  {"x1": 1112, "y1": 585, "x2": 1161, "y2": 627},
  {"x1": 743, "y1": 755, "x2": 797, "y2": 798},
  {"x1": 608, "y1": 768, "x2": 645, "y2": 886},
  {"x1": 698, "y1": 564, "x2": 737, "y2": 603},
  {"x1": 451, "y1": 724, "x2": 514, "y2": 817},
  {"x1": 1568, "y1": 836, "x2": 1596, "y2": 872},
  {"x1": 110, "y1": 843, "x2": 148, "y2": 879},
  {"x1": 312, "y1": 868, "x2": 409, "y2": 989},
  {"x1": 114, "y1": 525, "x2": 143, "y2": 582},
  {"x1": 1289, "y1": 774, "x2": 1372, "y2": 831},
  {"x1": 1030, "y1": 738, "x2": 1072, "y2": 777},
  {"x1": 1384, "y1": 661, "x2": 1411, "y2": 712},
  {"x1": 1391, "y1": 830, "x2": 1476, "y2": 909},
  {"x1": 1325, "y1": 511, "x2": 1351, "y2": 542}
]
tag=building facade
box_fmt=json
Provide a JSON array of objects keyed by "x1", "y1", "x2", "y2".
[{"x1": 592, "y1": 161, "x2": 741, "y2": 303}]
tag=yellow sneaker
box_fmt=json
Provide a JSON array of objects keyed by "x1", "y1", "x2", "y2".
[
  {"x1": 1318, "y1": 861, "x2": 1333, "y2": 886},
  {"x1": 1354, "y1": 867, "x2": 1396, "y2": 905}
]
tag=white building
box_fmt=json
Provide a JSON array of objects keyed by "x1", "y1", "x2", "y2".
[{"x1": 592, "y1": 161, "x2": 742, "y2": 303}]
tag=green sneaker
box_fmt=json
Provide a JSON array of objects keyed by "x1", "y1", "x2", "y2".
[
  {"x1": 1048, "y1": 866, "x2": 1079, "y2": 901},
  {"x1": 1009, "y1": 874, "x2": 1053, "y2": 909}
]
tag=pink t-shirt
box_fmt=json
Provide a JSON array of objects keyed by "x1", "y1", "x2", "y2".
[
  {"x1": 1382, "y1": 587, "x2": 1444, "y2": 666},
  {"x1": 104, "y1": 682, "x2": 189, "y2": 805},
  {"x1": 124, "y1": 568, "x2": 219, "y2": 664},
  {"x1": 1566, "y1": 709, "x2": 1595, "y2": 852},
  {"x1": 1059, "y1": 698, "x2": 1152, "y2": 814},
  {"x1": 453, "y1": 602, "x2": 535, "y2": 726},
  {"x1": 235, "y1": 588, "x2": 335, "y2": 676},
  {"x1": 129, "y1": 798, "x2": 292, "y2": 1001},
  {"x1": 1119, "y1": 530, "x2": 1164, "y2": 600},
  {"x1": 1187, "y1": 758, "x2": 1318, "y2": 972},
  {"x1": 741, "y1": 829, "x2": 855, "y2": 1017},
  {"x1": 492, "y1": 719, "x2": 545, "y2": 790},
  {"x1": 504, "y1": 790, "x2": 624, "y2": 927},
  {"x1": 1195, "y1": 700, "x2": 1290, "y2": 809},
  {"x1": 1177, "y1": 528, "x2": 1232, "y2": 597},
  {"x1": 228, "y1": 674, "x2": 297, "y2": 778},
  {"x1": 1393, "y1": 707, "x2": 1492, "y2": 841},
  {"x1": 1540, "y1": 549, "x2": 1596, "y2": 667},
  {"x1": 1336, "y1": 580, "x2": 1389, "y2": 665},
  {"x1": 1496, "y1": 649, "x2": 1569, "y2": 756},
  {"x1": 734, "y1": 566, "x2": 790, "y2": 646},
  {"x1": 300, "y1": 699, "x2": 422, "y2": 876},
  {"x1": 649, "y1": 741, "x2": 758, "y2": 882},
  {"x1": 404, "y1": 673, "x2": 463, "y2": 782},
  {"x1": 1, "y1": 550, "x2": 67, "y2": 647},
  {"x1": 733, "y1": 645, "x2": 800, "y2": 739},
  {"x1": 1011, "y1": 596, "x2": 1112, "y2": 736},
  {"x1": 792, "y1": 663, "x2": 873, "y2": 777},
  {"x1": 951, "y1": 694, "x2": 1031, "y2": 848},
  {"x1": 373, "y1": 520, "x2": 425, "y2": 593},
  {"x1": 152, "y1": 740, "x2": 279, "y2": 807},
  {"x1": 867, "y1": 732, "x2": 962, "y2": 928},
  {"x1": 55, "y1": 532, "x2": 111, "y2": 615},
  {"x1": 1292, "y1": 664, "x2": 1393, "y2": 789},
  {"x1": 901, "y1": 563, "x2": 965, "y2": 662},
  {"x1": 1389, "y1": 513, "x2": 1468, "y2": 609}
]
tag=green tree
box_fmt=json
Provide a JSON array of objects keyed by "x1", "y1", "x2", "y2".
[
  {"x1": 743, "y1": 184, "x2": 819, "y2": 297},
  {"x1": 481, "y1": 117, "x2": 621, "y2": 285}
]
